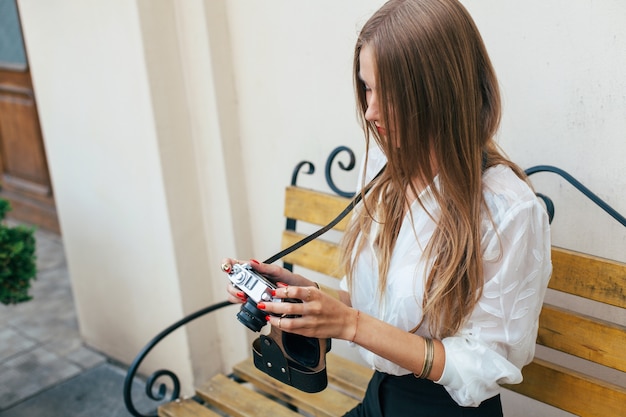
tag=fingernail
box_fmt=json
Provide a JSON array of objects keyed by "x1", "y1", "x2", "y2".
[
  {"x1": 265, "y1": 315, "x2": 271, "y2": 321},
  {"x1": 271, "y1": 290, "x2": 276, "y2": 296},
  {"x1": 236, "y1": 291, "x2": 246, "y2": 299},
  {"x1": 277, "y1": 282, "x2": 287, "y2": 287},
  {"x1": 257, "y1": 302, "x2": 266, "y2": 309},
  {"x1": 250, "y1": 259, "x2": 260, "y2": 265}
]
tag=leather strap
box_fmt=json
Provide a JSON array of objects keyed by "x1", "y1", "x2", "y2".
[{"x1": 252, "y1": 329, "x2": 330, "y2": 393}]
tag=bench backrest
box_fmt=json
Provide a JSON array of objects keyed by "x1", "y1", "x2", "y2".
[{"x1": 281, "y1": 185, "x2": 626, "y2": 417}]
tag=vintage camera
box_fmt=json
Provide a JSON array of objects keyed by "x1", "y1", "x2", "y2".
[
  {"x1": 225, "y1": 263, "x2": 329, "y2": 393},
  {"x1": 225, "y1": 263, "x2": 281, "y2": 332}
]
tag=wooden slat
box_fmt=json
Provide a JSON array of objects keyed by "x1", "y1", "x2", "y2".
[
  {"x1": 196, "y1": 374, "x2": 300, "y2": 417},
  {"x1": 159, "y1": 398, "x2": 222, "y2": 417},
  {"x1": 550, "y1": 247, "x2": 626, "y2": 308},
  {"x1": 284, "y1": 186, "x2": 352, "y2": 230},
  {"x1": 281, "y1": 230, "x2": 343, "y2": 278},
  {"x1": 326, "y1": 353, "x2": 373, "y2": 400},
  {"x1": 505, "y1": 358, "x2": 626, "y2": 417},
  {"x1": 232, "y1": 357, "x2": 359, "y2": 417},
  {"x1": 538, "y1": 304, "x2": 626, "y2": 372}
]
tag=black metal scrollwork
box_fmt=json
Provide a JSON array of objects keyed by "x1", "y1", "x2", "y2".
[
  {"x1": 289, "y1": 146, "x2": 358, "y2": 194},
  {"x1": 525, "y1": 165, "x2": 626, "y2": 227},
  {"x1": 325, "y1": 146, "x2": 357, "y2": 198},
  {"x1": 290, "y1": 161, "x2": 315, "y2": 186},
  {"x1": 123, "y1": 301, "x2": 233, "y2": 417}
]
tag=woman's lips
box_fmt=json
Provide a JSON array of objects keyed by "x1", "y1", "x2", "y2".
[{"x1": 376, "y1": 125, "x2": 386, "y2": 135}]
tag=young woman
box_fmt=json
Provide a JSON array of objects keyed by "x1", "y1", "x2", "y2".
[{"x1": 224, "y1": 0, "x2": 552, "y2": 415}]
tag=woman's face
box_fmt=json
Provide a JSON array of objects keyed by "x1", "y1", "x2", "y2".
[
  {"x1": 359, "y1": 44, "x2": 387, "y2": 137},
  {"x1": 358, "y1": 43, "x2": 437, "y2": 180}
]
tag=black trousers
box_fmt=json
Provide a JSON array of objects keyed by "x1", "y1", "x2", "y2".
[{"x1": 343, "y1": 371, "x2": 503, "y2": 417}]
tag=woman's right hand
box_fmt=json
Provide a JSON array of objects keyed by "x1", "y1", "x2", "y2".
[
  {"x1": 222, "y1": 258, "x2": 249, "y2": 304},
  {"x1": 221, "y1": 257, "x2": 317, "y2": 304}
]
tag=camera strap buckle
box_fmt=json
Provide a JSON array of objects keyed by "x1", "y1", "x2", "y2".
[{"x1": 252, "y1": 324, "x2": 330, "y2": 393}]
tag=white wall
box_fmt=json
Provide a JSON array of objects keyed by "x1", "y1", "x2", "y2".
[
  {"x1": 464, "y1": 0, "x2": 626, "y2": 264},
  {"x1": 224, "y1": 0, "x2": 626, "y2": 264},
  {"x1": 223, "y1": 0, "x2": 381, "y2": 257},
  {"x1": 18, "y1": 0, "x2": 625, "y2": 414}
]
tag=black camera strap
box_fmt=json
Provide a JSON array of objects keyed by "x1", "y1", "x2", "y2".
[
  {"x1": 248, "y1": 165, "x2": 384, "y2": 393},
  {"x1": 262, "y1": 165, "x2": 385, "y2": 265}
]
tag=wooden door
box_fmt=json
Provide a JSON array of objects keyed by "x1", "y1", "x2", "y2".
[{"x1": 0, "y1": 0, "x2": 59, "y2": 233}]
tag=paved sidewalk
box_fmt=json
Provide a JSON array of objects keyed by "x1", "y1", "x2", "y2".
[{"x1": 0, "y1": 223, "x2": 154, "y2": 416}]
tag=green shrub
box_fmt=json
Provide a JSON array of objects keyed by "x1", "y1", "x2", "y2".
[{"x1": 0, "y1": 199, "x2": 37, "y2": 305}]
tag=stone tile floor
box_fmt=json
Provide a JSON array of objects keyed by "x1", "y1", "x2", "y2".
[{"x1": 0, "y1": 223, "x2": 154, "y2": 416}]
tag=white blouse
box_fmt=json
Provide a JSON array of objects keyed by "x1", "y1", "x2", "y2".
[{"x1": 341, "y1": 147, "x2": 552, "y2": 407}]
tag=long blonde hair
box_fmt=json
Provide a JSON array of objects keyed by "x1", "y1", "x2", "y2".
[{"x1": 342, "y1": 0, "x2": 526, "y2": 338}]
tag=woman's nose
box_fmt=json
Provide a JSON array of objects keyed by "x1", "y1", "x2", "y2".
[{"x1": 364, "y1": 94, "x2": 379, "y2": 122}]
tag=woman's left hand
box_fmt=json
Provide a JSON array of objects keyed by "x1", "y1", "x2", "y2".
[{"x1": 258, "y1": 284, "x2": 358, "y2": 341}]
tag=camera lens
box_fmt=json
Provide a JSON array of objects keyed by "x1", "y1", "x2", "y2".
[{"x1": 236, "y1": 298, "x2": 268, "y2": 332}]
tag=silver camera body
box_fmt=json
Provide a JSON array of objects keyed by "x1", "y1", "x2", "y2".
[{"x1": 226, "y1": 263, "x2": 281, "y2": 304}]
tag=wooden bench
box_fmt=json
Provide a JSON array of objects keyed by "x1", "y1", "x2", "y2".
[{"x1": 125, "y1": 153, "x2": 626, "y2": 417}]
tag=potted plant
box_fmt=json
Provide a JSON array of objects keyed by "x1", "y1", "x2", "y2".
[{"x1": 0, "y1": 198, "x2": 37, "y2": 305}]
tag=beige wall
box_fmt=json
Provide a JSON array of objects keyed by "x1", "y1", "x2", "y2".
[
  {"x1": 17, "y1": 0, "x2": 252, "y2": 391},
  {"x1": 466, "y1": 0, "x2": 626, "y2": 264},
  {"x1": 18, "y1": 0, "x2": 625, "y2": 414}
]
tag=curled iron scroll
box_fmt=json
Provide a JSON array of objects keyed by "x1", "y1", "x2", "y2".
[
  {"x1": 144, "y1": 370, "x2": 180, "y2": 404},
  {"x1": 291, "y1": 161, "x2": 315, "y2": 186},
  {"x1": 123, "y1": 301, "x2": 233, "y2": 417},
  {"x1": 325, "y1": 146, "x2": 357, "y2": 198}
]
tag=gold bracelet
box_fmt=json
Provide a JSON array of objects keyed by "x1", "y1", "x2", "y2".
[
  {"x1": 351, "y1": 310, "x2": 360, "y2": 343},
  {"x1": 414, "y1": 338, "x2": 429, "y2": 378},
  {"x1": 414, "y1": 337, "x2": 434, "y2": 379},
  {"x1": 422, "y1": 337, "x2": 434, "y2": 379}
]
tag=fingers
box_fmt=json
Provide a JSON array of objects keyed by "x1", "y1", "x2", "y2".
[
  {"x1": 221, "y1": 257, "x2": 281, "y2": 282},
  {"x1": 220, "y1": 257, "x2": 244, "y2": 274},
  {"x1": 222, "y1": 258, "x2": 248, "y2": 304},
  {"x1": 268, "y1": 314, "x2": 303, "y2": 333},
  {"x1": 272, "y1": 285, "x2": 316, "y2": 303},
  {"x1": 258, "y1": 286, "x2": 319, "y2": 316},
  {"x1": 221, "y1": 257, "x2": 318, "y2": 310},
  {"x1": 249, "y1": 260, "x2": 289, "y2": 281},
  {"x1": 264, "y1": 307, "x2": 324, "y2": 338},
  {"x1": 226, "y1": 282, "x2": 247, "y2": 304},
  {"x1": 259, "y1": 285, "x2": 350, "y2": 339},
  {"x1": 223, "y1": 258, "x2": 313, "y2": 288}
]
